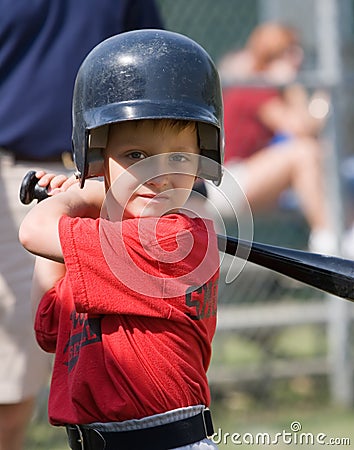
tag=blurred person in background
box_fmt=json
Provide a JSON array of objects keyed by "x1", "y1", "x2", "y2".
[
  {"x1": 209, "y1": 22, "x2": 339, "y2": 255},
  {"x1": 0, "y1": 1, "x2": 163, "y2": 449}
]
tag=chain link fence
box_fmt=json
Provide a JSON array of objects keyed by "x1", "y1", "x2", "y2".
[
  {"x1": 27, "y1": 1, "x2": 354, "y2": 448},
  {"x1": 156, "y1": 0, "x2": 259, "y2": 64}
]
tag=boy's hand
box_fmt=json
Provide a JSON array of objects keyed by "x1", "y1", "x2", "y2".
[
  {"x1": 19, "y1": 176, "x2": 104, "y2": 262},
  {"x1": 35, "y1": 171, "x2": 79, "y2": 195}
]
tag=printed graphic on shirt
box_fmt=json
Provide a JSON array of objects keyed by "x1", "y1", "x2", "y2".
[
  {"x1": 63, "y1": 310, "x2": 102, "y2": 371},
  {"x1": 185, "y1": 278, "x2": 218, "y2": 320}
]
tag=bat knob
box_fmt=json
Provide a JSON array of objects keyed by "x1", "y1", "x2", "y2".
[{"x1": 19, "y1": 171, "x2": 49, "y2": 204}]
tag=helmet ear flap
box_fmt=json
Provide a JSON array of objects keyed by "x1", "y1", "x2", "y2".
[
  {"x1": 85, "y1": 125, "x2": 109, "y2": 181},
  {"x1": 198, "y1": 122, "x2": 218, "y2": 152},
  {"x1": 197, "y1": 123, "x2": 223, "y2": 185},
  {"x1": 89, "y1": 125, "x2": 109, "y2": 149}
]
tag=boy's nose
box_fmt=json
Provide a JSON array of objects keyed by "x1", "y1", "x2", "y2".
[{"x1": 146, "y1": 173, "x2": 169, "y2": 188}]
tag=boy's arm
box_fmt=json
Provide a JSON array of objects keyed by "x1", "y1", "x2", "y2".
[
  {"x1": 19, "y1": 180, "x2": 105, "y2": 263},
  {"x1": 31, "y1": 256, "x2": 66, "y2": 319}
]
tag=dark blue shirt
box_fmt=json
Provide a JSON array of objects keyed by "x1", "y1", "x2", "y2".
[{"x1": 0, "y1": 0, "x2": 163, "y2": 159}]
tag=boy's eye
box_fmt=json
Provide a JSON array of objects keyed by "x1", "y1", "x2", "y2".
[
  {"x1": 168, "y1": 153, "x2": 189, "y2": 163},
  {"x1": 128, "y1": 151, "x2": 145, "y2": 160}
]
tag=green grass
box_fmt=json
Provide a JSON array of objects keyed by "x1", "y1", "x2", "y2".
[
  {"x1": 211, "y1": 324, "x2": 327, "y2": 365},
  {"x1": 26, "y1": 421, "x2": 67, "y2": 450}
]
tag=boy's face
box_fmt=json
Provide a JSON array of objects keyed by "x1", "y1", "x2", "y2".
[{"x1": 104, "y1": 120, "x2": 200, "y2": 220}]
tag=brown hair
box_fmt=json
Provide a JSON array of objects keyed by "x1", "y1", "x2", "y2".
[{"x1": 109, "y1": 118, "x2": 196, "y2": 133}]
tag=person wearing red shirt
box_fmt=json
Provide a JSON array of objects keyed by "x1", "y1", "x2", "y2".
[
  {"x1": 222, "y1": 86, "x2": 279, "y2": 162},
  {"x1": 209, "y1": 22, "x2": 337, "y2": 255},
  {"x1": 19, "y1": 30, "x2": 223, "y2": 450}
]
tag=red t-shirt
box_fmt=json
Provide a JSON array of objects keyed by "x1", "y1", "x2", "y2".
[
  {"x1": 34, "y1": 213, "x2": 219, "y2": 425},
  {"x1": 223, "y1": 86, "x2": 279, "y2": 162}
]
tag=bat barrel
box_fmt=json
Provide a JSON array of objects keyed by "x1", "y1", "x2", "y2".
[{"x1": 217, "y1": 234, "x2": 354, "y2": 301}]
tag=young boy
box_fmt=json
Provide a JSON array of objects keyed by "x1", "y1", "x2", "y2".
[{"x1": 19, "y1": 29, "x2": 223, "y2": 450}]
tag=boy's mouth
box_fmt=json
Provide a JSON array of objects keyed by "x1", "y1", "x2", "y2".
[{"x1": 138, "y1": 192, "x2": 169, "y2": 201}]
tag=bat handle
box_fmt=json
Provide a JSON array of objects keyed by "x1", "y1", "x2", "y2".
[{"x1": 19, "y1": 170, "x2": 49, "y2": 204}]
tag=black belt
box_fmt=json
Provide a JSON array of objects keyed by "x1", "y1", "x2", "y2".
[{"x1": 66, "y1": 409, "x2": 214, "y2": 450}]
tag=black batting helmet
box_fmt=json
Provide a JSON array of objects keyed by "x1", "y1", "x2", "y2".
[{"x1": 72, "y1": 29, "x2": 224, "y2": 187}]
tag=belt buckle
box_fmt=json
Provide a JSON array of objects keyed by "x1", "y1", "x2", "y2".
[{"x1": 202, "y1": 408, "x2": 214, "y2": 438}]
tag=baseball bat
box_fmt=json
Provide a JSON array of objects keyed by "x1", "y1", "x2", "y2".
[{"x1": 20, "y1": 171, "x2": 354, "y2": 301}]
